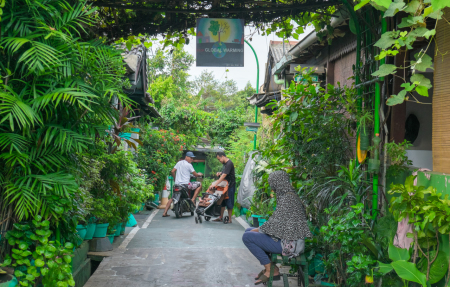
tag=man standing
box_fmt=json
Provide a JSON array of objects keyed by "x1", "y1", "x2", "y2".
[
  {"x1": 162, "y1": 151, "x2": 203, "y2": 217},
  {"x1": 212, "y1": 152, "x2": 235, "y2": 224}
]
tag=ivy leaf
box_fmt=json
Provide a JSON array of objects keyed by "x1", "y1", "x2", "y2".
[
  {"x1": 411, "y1": 73, "x2": 432, "y2": 97},
  {"x1": 387, "y1": 90, "x2": 407, "y2": 106},
  {"x1": 401, "y1": 83, "x2": 415, "y2": 92},
  {"x1": 431, "y1": 0, "x2": 450, "y2": 11},
  {"x1": 411, "y1": 73, "x2": 432, "y2": 88},
  {"x1": 372, "y1": 0, "x2": 392, "y2": 9},
  {"x1": 41, "y1": 267, "x2": 49, "y2": 276},
  {"x1": 355, "y1": 0, "x2": 370, "y2": 10},
  {"x1": 371, "y1": 64, "x2": 397, "y2": 77},
  {"x1": 427, "y1": 9, "x2": 443, "y2": 19},
  {"x1": 404, "y1": 0, "x2": 421, "y2": 13},
  {"x1": 411, "y1": 53, "x2": 433, "y2": 72},
  {"x1": 397, "y1": 16, "x2": 413, "y2": 28},
  {"x1": 374, "y1": 31, "x2": 398, "y2": 49},
  {"x1": 384, "y1": 0, "x2": 406, "y2": 17}
]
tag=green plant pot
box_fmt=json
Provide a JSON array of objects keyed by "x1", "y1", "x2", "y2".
[
  {"x1": 252, "y1": 215, "x2": 261, "y2": 227},
  {"x1": 240, "y1": 208, "x2": 248, "y2": 216},
  {"x1": 120, "y1": 221, "x2": 126, "y2": 235},
  {"x1": 258, "y1": 218, "x2": 267, "y2": 225},
  {"x1": 126, "y1": 214, "x2": 137, "y2": 227},
  {"x1": 107, "y1": 234, "x2": 114, "y2": 244},
  {"x1": 368, "y1": 159, "x2": 380, "y2": 173},
  {"x1": 0, "y1": 274, "x2": 18, "y2": 287},
  {"x1": 360, "y1": 129, "x2": 370, "y2": 151},
  {"x1": 114, "y1": 224, "x2": 121, "y2": 237},
  {"x1": 93, "y1": 223, "x2": 109, "y2": 238},
  {"x1": 76, "y1": 224, "x2": 87, "y2": 241},
  {"x1": 133, "y1": 208, "x2": 140, "y2": 214},
  {"x1": 84, "y1": 222, "x2": 96, "y2": 240},
  {"x1": 140, "y1": 203, "x2": 145, "y2": 211}
]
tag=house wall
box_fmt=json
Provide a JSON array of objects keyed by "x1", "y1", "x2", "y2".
[
  {"x1": 332, "y1": 51, "x2": 356, "y2": 87},
  {"x1": 432, "y1": 7, "x2": 450, "y2": 173}
]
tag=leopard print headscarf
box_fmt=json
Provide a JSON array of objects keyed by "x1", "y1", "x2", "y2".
[{"x1": 259, "y1": 171, "x2": 312, "y2": 240}]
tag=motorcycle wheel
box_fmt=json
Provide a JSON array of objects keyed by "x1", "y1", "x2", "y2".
[
  {"x1": 199, "y1": 216, "x2": 203, "y2": 224},
  {"x1": 205, "y1": 216, "x2": 211, "y2": 221},
  {"x1": 223, "y1": 216, "x2": 229, "y2": 224},
  {"x1": 195, "y1": 217, "x2": 198, "y2": 224},
  {"x1": 174, "y1": 203, "x2": 182, "y2": 218}
]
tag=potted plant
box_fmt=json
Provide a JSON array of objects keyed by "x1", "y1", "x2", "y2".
[
  {"x1": 250, "y1": 199, "x2": 273, "y2": 227},
  {"x1": 91, "y1": 199, "x2": 112, "y2": 238}
]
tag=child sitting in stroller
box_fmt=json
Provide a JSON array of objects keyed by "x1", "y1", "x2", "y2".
[{"x1": 195, "y1": 180, "x2": 229, "y2": 224}]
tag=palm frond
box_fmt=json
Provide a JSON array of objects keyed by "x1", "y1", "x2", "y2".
[
  {"x1": 0, "y1": 89, "x2": 42, "y2": 131},
  {"x1": 38, "y1": 124, "x2": 91, "y2": 153},
  {"x1": 0, "y1": 133, "x2": 31, "y2": 153}
]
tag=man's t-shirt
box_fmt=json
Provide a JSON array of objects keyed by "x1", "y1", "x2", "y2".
[
  {"x1": 174, "y1": 160, "x2": 195, "y2": 185},
  {"x1": 221, "y1": 159, "x2": 235, "y2": 188}
]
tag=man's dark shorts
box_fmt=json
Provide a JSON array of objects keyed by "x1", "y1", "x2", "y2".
[{"x1": 221, "y1": 186, "x2": 236, "y2": 209}]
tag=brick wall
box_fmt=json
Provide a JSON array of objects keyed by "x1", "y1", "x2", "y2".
[{"x1": 332, "y1": 51, "x2": 356, "y2": 87}]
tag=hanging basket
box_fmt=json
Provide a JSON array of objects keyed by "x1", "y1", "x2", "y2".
[
  {"x1": 360, "y1": 127, "x2": 370, "y2": 151},
  {"x1": 368, "y1": 159, "x2": 380, "y2": 173}
]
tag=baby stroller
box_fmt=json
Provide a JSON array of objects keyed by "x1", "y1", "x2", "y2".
[{"x1": 194, "y1": 180, "x2": 229, "y2": 224}]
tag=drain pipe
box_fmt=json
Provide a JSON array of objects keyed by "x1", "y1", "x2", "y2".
[
  {"x1": 273, "y1": 74, "x2": 285, "y2": 85},
  {"x1": 244, "y1": 40, "x2": 259, "y2": 150},
  {"x1": 372, "y1": 15, "x2": 387, "y2": 220}
]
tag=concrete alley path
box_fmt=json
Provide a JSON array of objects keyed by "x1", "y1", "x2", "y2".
[{"x1": 84, "y1": 209, "x2": 273, "y2": 287}]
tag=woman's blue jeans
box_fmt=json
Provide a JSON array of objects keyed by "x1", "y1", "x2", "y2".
[{"x1": 242, "y1": 228, "x2": 282, "y2": 265}]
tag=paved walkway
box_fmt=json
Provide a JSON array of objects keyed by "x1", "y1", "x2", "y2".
[{"x1": 84, "y1": 209, "x2": 281, "y2": 287}]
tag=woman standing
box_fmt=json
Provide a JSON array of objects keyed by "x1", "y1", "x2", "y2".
[{"x1": 242, "y1": 170, "x2": 312, "y2": 285}]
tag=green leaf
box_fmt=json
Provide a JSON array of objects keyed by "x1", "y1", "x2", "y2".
[
  {"x1": 388, "y1": 244, "x2": 410, "y2": 261},
  {"x1": 68, "y1": 279, "x2": 75, "y2": 286},
  {"x1": 35, "y1": 259, "x2": 45, "y2": 267},
  {"x1": 64, "y1": 242, "x2": 74, "y2": 249},
  {"x1": 411, "y1": 74, "x2": 432, "y2": 88},
  {"x1": 431, "y1": 0, "x2": 450, "y2": 10},
  {"x1": 25, "y1": 274, "x2": 35, "y2": 281},
  {"x1": 14, "y1": 270, "x2": 25, "y2": 277},
  {"x1": 404, "y1": 0, "x2": 421, "y2": 13},
  {"x1": 40, "y1": 267, "x2": 49, "y2": 276},
  {"x1": 355, "y1": 0, "x2": 370, "y2": 10},
  {"x1": 411, "y1": 53, "x2": 433, "y2": 72},
  {"x1": 63, "y1": 255, "x2": 72, "y2": 264},
  {"x1": 418, "y1": 251, "x2": 448, "y2": 284},
  {"x1": 384, "y1": 0, "x2": 406, "y2": 17},
  {"x1": 372, "y1": 0, "x2": 392, "y2": 9},
  {"x1": 290, "y1": 111, "x2": 298, "y2": 122},
  {"x1": 391, "y1": 260, "x2": 427, "y2": 287},
  {"x1": 126, "y1": 41, "x2": 132, "y2": 51},
  {"x1": 372, "y1": 64, "x2": 397, "y2": 77},
  {"x1": 374, "y1": 31, "x2": 398, "y2": 49},
  {"x1": 18, "y1": 242, "x2": 28, "y2": 250}
]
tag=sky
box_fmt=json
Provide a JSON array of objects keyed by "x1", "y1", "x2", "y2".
[{"x1": 183, "y1": 26, "x2": 314, "y2": 91}]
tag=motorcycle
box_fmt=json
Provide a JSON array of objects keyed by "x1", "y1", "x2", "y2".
[{"x1": 171, "y1": 175, "x2": 200, "y2": 218}]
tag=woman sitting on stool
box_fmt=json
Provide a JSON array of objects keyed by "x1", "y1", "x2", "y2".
[{"x1": 242, "y1": 170, "x2": 312, "y2": 285}]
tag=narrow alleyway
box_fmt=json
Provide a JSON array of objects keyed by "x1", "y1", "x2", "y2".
[{"x1": 85, "y1": 210, "x2": 284, "y2": 287}]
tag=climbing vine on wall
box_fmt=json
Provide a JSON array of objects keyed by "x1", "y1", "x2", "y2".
[{"x1": 356, "y1": 0, "x2": 450, "y2": 106}]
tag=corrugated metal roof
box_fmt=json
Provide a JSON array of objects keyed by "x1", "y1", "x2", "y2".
[{"x1": 269, "y1": 40, "x2": 298, "y2": 63}]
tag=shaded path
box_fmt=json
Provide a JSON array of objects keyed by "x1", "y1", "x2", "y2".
[{"x1": 84, "y1": 210, "x2": 271, "y2": 287}]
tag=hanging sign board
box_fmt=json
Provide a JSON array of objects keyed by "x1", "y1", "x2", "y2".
[
  {"x1": 196, "y1": 18, "x2": 244, "y2": 67},
  {"x1": 294, "y1": 74, "x2": 319, "y2": 83},
  {"x1": 246, "y1": 127, "x2": 258, "y2": 132}
]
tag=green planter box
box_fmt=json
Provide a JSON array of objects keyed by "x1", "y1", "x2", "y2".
[{"x1": 93, "y1": 223, "x2": 109, "y2": 238}]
